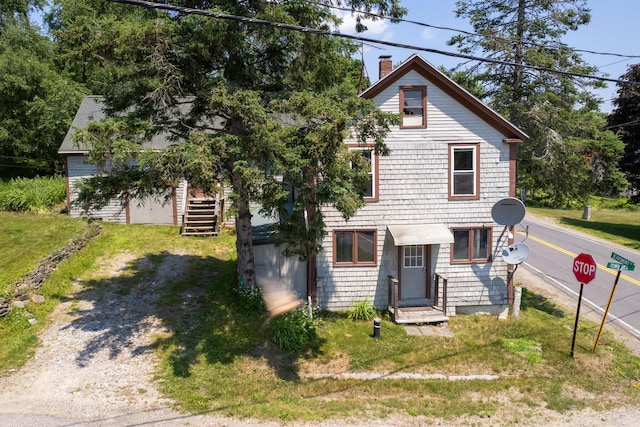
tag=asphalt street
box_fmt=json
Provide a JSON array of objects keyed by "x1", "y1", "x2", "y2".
[{"x1": 517, "y1": 214, "x2": 640, "y2": 341}]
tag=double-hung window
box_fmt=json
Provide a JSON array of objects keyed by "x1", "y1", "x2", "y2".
[
  {"x1": 334, "y1": 229, "x2": 377, "y2": 266},
  {"x1": 449, "y1": 143, "x2": 480, "y2": 200},
  {"x1": 400, "y1": 86, "x2": 426, "y2": 128},
  {"x1": 349, "y1": 146, "x2": 378, "y2": 202},
  {"x1": 451, "y1": 227, "x2": 491, "y2": 263}
]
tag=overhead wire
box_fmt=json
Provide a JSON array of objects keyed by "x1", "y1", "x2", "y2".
[
  {"x1": 105, "y1": 0, "x2": 639, "y2": 87},
  {"x1": 303, "y1": 0, "x2": 640, "y2": 60}
]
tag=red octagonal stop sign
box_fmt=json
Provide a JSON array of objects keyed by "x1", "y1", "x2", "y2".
[{"x1": 573, "y1": 253, "x2": 597, "y2": 284}]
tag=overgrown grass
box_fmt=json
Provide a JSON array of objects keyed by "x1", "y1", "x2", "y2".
[
  {"x1": 527, "y1": 206, "x2": 640, "y2": 250},
  {"x1": 0, "y1": 176, "x2": 66, "y2": 213},
  {"x1": 2, "y1": 212, "x2": 640, "y2": 425}
]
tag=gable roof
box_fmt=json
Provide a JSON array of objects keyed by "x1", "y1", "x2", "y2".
[
  {"x1": 360, "y1": 54, "x2": 529, "y2": 142},
  {"x1": 58, "y1": 96, "x2": 181, "y2": 155}
]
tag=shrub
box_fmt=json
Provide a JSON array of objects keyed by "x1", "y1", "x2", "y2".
[
  {"x1": 0, "y1": 176, "x2": 66, "y2": 213},
  {"x1": 347, "y1": 299, "x2": 377, "y2": 321},
  {"x1": 269, "y1": 307, "x2": 316, "y2": 352},
  {"x1": 234, "y1": 285, "x2": 265, "y2": 314}
]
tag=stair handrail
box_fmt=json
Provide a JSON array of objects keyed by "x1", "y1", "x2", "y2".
[{"x1": 180, "y1": 180, "x2": 188, "y2": 219}]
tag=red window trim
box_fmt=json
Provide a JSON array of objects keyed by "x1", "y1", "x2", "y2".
[
  {"x1": 450, "y1": 226, "x2": 492, "y2": 264},
  {"x1": 448, "y1": 143, "x2": 480, "y2": 201},
  {"x1": 348, "y1": 144, "x2": 379, "y2": 203},
  {"x1": 333, "y1": 229, "x2": 378, "y2": 267},
  {"x1": 399, "y1": 86, "x2": 427, "y2": 129}
]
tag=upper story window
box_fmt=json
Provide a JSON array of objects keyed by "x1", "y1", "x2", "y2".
[
  {"x1": 449, "y1": 143, "x2": 480, "y2": 200},
  {"x1": 451, "y1": 227, "x2": 491, "y2": 263},
  {"x1": 349, "y1": 146, "x2": 379, "y2": 202},
  {"x1": 334, "y1": 229, "x2": 377, "y2": 266},
  {"x1": 400, "y1": 86, "x2": 426, "y2": 128}
]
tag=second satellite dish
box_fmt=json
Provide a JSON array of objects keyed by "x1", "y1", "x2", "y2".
[
  {"x1": 492, "y1": 197, "x2": 526, "y2": 226},
  {"x1": 502, "y1": 243, "x2": 530, "y2": 265}
]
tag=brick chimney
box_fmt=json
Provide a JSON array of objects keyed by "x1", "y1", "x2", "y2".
[{"x1": 379, "y1": 55, "x2": 392, "y2": 80}]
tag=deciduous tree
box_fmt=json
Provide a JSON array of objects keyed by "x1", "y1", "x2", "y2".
[{"x1": 0, "y1": 0, "x2": 86, "y2": 177}]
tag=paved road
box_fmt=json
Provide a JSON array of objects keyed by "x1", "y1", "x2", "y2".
[{"x1": 517, "y1": 214, "x2": 640, "y2": 341}]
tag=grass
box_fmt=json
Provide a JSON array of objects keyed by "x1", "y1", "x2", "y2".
[
  {"x1": 527, "y1": 205, "x2": 640, "y2": 250},
  {"x1": 0, "y1": 176, "x2": 66, "y2": 213},
  {"x1": 0, "y1": 212, "x2": 86, "y2": 297},
  {"x1": 1, "y1": 211, "x2": 640, "y2": 425}
]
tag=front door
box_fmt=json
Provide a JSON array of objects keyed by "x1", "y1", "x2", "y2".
[{"x1": 400, "y1": 245, "x2": 429, "y2": 301}]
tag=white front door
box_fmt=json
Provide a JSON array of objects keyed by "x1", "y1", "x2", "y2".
[{"x1": 400, "y1": 245, "x2": 428, "y2": 300}]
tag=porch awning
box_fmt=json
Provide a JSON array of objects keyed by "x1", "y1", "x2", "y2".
[{"x1": 387, "y1": 224, "x2": 454, "y2": 246}]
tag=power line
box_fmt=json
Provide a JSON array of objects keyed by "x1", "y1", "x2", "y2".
[
  {"x1": 106, "y1": 0, "x2": 639, "y2": 87},
  {"x1": 304, "y1": 0, "x2": 640, "y2": 61}
]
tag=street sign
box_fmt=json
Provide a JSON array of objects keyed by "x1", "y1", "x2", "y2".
[
  {"x1": 611, "y1": 252, "x2": 635, "y2": 269},
  {"x1": 573, "y1": 253, "x2": 597, "y2": 284},
  {"x1": 571, "y1": 252, "x2": 597, "y2": 358},
  {"x1": 606, "y1": 262, "x2": 635, "y2": 271}
]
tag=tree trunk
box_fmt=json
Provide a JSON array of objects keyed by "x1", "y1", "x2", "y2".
[
  {"x1": 232, "y1": 172, "x2": 256, "y2": 290},
  {"x1": 510, "y1": 0, "x2": 526, "y2": 125}
]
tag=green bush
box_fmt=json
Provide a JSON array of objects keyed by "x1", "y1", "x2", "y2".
[
  {"x1": 234, "y1": 285, "x2": 266, "y2": 314},
  {"x1": 0, "y1": 176, "x2": 66, "y2": 213},
  {"x1": 346, "y1": 299, "x2": 377, "y2": 321},
  {"x1": 269, "y1": 307, "x2": 316, "y2": 352}
]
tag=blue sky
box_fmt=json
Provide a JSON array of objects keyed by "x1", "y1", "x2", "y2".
[{"x1": 337, "y1": 0, "x2": 639, "y2": 113}]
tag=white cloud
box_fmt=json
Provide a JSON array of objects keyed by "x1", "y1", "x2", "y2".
[
  {"x1": 421, "y1": 28, "x2": 435, "y2": 41},
  {"x1": 336, "y1": 11, "x2": 393, "y2": 39}
]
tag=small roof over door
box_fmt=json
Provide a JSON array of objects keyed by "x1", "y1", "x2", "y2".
[{"x1": 387, "y1": 224, "x2": 454, "y2": 246}]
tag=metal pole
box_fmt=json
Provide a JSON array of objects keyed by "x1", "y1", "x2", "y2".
[
  {"x1": 570, "y1": 283, "x2": 585, "y2": 358},
  {"x1": 592, "y1": 269, "x2": 622, "y2": 352}
]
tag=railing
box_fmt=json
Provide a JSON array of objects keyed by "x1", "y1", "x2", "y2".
[
  {"x1": 388, "y1": 273, "x2": 448, "y2": 320},
  {"x1": 387, "y1": 275, "x2": 399, "y2": 316},
  {"x1": 434, "y1": 273, "x2": 448, "y2": 316}
]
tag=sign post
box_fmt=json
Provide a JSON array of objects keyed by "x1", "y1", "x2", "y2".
[
  {"x1": 571, "y1": 253, "x2": 597, "y2": 358},
  {"x1": 593, "y1": 252, "x2": 636, "y2": 352}
]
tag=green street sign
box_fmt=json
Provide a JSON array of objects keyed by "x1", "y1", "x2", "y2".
[
  {"x1": 607, "y1": 262, "x2": 635, "y2": 271},
  {"x1": 611, "y1": 252, "x2": 635, "y2": 268}
]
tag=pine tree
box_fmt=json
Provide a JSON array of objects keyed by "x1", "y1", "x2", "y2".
[
  {"x1": 53, "y1": 0, "x2": 400, "y2": 289},
  {"x1": 608, "y1": 64, "x2": 640, "y2": 203},
  {"x1": 449, "y1": 0, "x2": 624, "y2": 206}
]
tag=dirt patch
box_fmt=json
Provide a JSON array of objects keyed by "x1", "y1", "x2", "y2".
[{"x1": 0, "y1": 250, "x2": 183, "y2": 420}]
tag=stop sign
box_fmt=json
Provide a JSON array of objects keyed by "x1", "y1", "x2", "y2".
[{"x1": 573, "y1": 253, "x2": 597, "y2": 284}]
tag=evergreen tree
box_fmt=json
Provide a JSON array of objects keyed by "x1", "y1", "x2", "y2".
[
  {"x1": 53, "y1": 0, "x2": 400, "y2": 289},
  {"x1": 608, "y1": 64, "x2": 640, "y2": 203},
  {"x1": 449, "y1": 0, "x2": 624, "y2": 206}
]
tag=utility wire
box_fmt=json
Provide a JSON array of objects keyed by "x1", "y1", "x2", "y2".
[
  {"x1": 106, "y1": 0, "x2": 639, "y2": 87},
  {"x1": 304, "y1": 0, "x2": 640, "y2": 60}
]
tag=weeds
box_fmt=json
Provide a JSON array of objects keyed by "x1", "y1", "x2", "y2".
[
  {"x1": 346, "y1": 299, "x2": 377, "y2": 321},
  {"x1": 0, "y1": 176, "x2": 66, "y2": 213},
  {"x1": 268, "y1": 307, "x2": 317, "y2": 352}
]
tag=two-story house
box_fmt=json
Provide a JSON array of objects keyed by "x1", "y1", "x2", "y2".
[{"x1": 255, "y1": 54, "x2": 528, "y2": 323}]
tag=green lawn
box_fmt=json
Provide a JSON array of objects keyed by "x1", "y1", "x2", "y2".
[
  {"x1": 1, "y1": 211, "x2": 640, "y2": 424},
  {"x1": 527, "y1": 206, "x2": 640, "y2": 250}
]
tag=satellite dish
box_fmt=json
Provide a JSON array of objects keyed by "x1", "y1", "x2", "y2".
[
  {"x1": 502, "y1": 243, "x2": 530, "y2": 265},
  {"x1": 492, "y1": 197, "x2": 526, "y2": 226}
]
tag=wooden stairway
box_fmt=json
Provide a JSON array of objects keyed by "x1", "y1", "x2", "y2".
[{"x1": 181, "y1": 198, "x2": 218, "y2": 236}]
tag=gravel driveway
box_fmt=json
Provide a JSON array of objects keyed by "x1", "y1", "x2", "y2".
[{"x1": 1, "y1": 250, "x2": 639, "y2": 426}]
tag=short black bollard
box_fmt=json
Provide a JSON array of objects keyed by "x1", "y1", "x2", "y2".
[{"x1": 373, "y1": 318, "x2": 381, "y2": 339}]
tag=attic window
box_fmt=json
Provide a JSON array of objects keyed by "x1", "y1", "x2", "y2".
[{"x1": 400, "y1": 86, "x2": 426, "y2": 128}]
